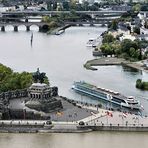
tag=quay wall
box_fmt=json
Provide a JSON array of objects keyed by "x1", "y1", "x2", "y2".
[
  {"x1": 1, "y1": 124, "x2": 148, "y2": 133},
  {"x1": 83, "y1": 125, "x2": 148, "y2": 132},
  {"x1": 0, "y1": 127, "x2": 44, "y2": 133},
  {"x1": 0, "y1": 120, "x2": 53, "y2": 133},
  {"x1": 0, "y1": 127, "x2": 92, "y2": 133}
]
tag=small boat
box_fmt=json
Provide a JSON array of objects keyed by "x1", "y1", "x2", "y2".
[
  {"x1": 72, "y1": 81, "x2": 142, "y2": 110},
  {"x1": 86, "y1": 38, "x2": 101, "y2": 47},
  {"x1": 86, "y1": 38, "x2": 96, "y2": 47}
]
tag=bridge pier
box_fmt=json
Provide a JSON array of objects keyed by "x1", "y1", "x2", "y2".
[
  {"x1": 90, "y1": 23, "x2": 94, "y2": 27},
  {"x1": 78, "y1": 24, "x2": 83, "y2": 26},
  {"x1": 26, "y1": 26, "x2": 30, "y2": 31},
  {"x1": 1, "y1": 26, "x2": 5, "y2": 32},
  {"x1": 14, "y1": 26, "x2": 18, "y2": 32},
  {"x1": 39, "y1": 26, "x2": 42, "y2": 32},
  {"x1": 25, "y1": 18, "x2": 28, "y2": 22}
]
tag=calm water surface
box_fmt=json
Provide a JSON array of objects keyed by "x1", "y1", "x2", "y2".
[
  {"x1": 0, "y1": 26, "x2": 148, "y2": 147},
  {"x1": 0, "y1": 132, "x2": 148, "y2": 148}
]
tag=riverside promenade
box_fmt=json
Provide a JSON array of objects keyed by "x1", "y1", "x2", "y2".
[
  {"x1": 35, "y1": 104, "x2": 148, "y2": 132},
  {"x1": 2, "y1": 95, "x2": 148, "y2": 133},
  {"x1": 1, "y1": 103, "x2": 148, "y2": 132},
  {"x1": 75, "y1": 104, "x2": 148, "y2": 131}
]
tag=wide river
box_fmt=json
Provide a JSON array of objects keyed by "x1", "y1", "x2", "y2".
[{"x1": 0, "y1": 26, "x2": 148, "y2": 148}]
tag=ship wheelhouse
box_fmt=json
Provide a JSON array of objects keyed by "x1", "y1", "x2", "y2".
[{"x1": 127, "y1": 96, "x2": 139, "y2": 105}]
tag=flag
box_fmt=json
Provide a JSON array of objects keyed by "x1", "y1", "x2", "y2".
[
  {"x1": 141, "y1": 105, "x2": 144, "y2": 110},
  {"x1": 122, "y1": 112, "x2": 127, "y2": 118},
  {"x1": 106, "y1": 111, "x2": 113, "y2": 117}
]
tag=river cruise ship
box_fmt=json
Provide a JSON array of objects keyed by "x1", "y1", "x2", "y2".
[{"x1": 72, "y1": 81, "x2": 142, "y2": 110}]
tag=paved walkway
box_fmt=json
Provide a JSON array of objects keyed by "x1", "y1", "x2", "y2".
[
  {"x1": 91, "y1": 111, "x2": 148, "y2": 126},
  {"x1": 76, "y1": 104, "x2": 148, "y2": 127},
  {"x1": 77, "y1": 104, "x2": 107, "y2": 123}
]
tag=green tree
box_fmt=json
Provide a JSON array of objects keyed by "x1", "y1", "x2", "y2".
[
  {"x1": 0, "y1": 63, "x2": 49, "y2": 92},
  {"x1": 100, "y1": 43, "x2": 114, "y2": 55},
  {"x1": 63, "y1": 1, "x2": 70, "y2": 11},
  {"x1": 121, "y1": 39, "x2": 133, "y2": 53},
  {"x1": 129, "y1": 47, "x2": 136, "y2": 57},
  {"x1": 133, "y1": 50, "x2": 140, "y2": 60},
  {"x1": 136, "y1": 79, "x2": 142, "y2": 88},
  {"x1": 132, "y1": 4, "x2": 141, "y2": 12},
  {"x1": 42, "y1": 16, "x2": 50, "y2": 22},
  {"x1": 0, "y1": 64, "x2": 12, "y2": 82},
  {"x1": 110, "y1": 20, "x2": 118, "y2": 30},
  {"x1": 102, "y1": 34, "x2": 115, "y2": 43}
]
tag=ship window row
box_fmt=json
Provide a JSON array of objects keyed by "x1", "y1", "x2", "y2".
[
  {"x1": 77, "y1": 86, "x2": 91, "y2": 91},
  {"x1": 77, "y1": 85, "x2": 106, "y2": 98},
  {"x1": 92, "y1": 91, "x2": 106, "y2": 98},
  {"x1": 128, "y1": 102, "x2": 138, "y2": 105},
  {"x1": 112, "y1": 97, "x2": 126, "y2": 104}
]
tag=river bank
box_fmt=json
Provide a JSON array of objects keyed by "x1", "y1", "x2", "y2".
[
  {"x1": 84, "y1": 57, "x2": 148, "y2": 73},
  {"x1": 0, "y1": 25, "x2": 148, "y2": 148},
  {"x1": 47, "y1": 24, "x2": 71, "y2": 35}
]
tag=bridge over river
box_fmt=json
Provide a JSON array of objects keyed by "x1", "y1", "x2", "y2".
[
  {"x1": 1, "y1": 10, "x2": 126, "y2": 17},
  {"x1": 0, "y1": 10, "x2": 124, "y2": 31},
  {"x1": 0, "y1": 19, "x2": 111, "y2": 32},
  {"x1": 0, "y1": 22, "x2": 48, "y2": 31}
]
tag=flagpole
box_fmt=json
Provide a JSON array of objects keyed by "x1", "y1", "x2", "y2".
[
  {"x1": 122, "y1": 112, "x2": 124, "y2": 125},
  {"x1": 106, "y1": 112, "x2": 108, "y2": 125}
]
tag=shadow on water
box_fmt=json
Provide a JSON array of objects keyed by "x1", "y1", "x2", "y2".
[{"x1": 122, "y1": 65, "x2": 142, "y2": 75}]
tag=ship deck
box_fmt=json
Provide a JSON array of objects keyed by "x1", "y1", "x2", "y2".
[{"x1": 75, "y1": 82, "x2": 137, "y2": 102}]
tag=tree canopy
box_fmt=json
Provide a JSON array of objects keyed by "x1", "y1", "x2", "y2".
[
  {"x1": 100, "y1": 33, "x2": 147, "y2": 61},
  {"x1": 0, "y1": 64, "x2": 49, "y2": 93},
  {"x1": 136, "y1": 79, "x2": 148, "y2": 91},
  {"x1": 108, "y1": 20, "x2": 118, "y2": 31},
  {"x1": 102, "y1": 34, "x2": 115, "y2": 43}
]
